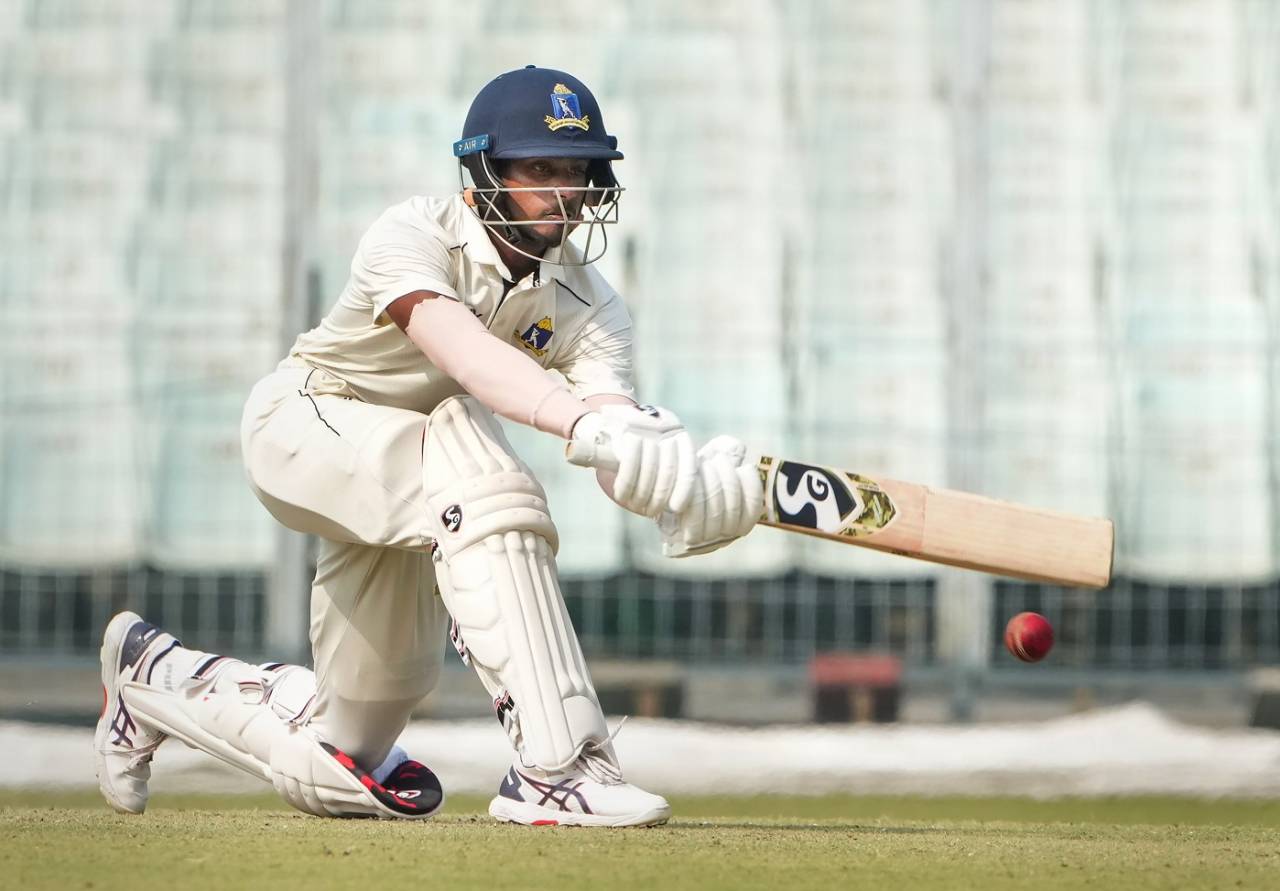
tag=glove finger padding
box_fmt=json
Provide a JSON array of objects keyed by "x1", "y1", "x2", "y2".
[
  {"x1": 660, "y1": 436, "x2": 764, "y2": 558},
  {"x1": 632, "y1": 438, "x2": 661, "y2": 516},
  {"x1": 701, "y1": 434, "x2": 747, "y2": 466},
  {"x1": 704, "y1": 457, "x2": 732, "y2": 543},
  {"x1": 667, "y1": 431, "x2": 697, "y2": 514},
  {"x1": 570, "y1": 404, "x2": 696, "y2": 519},
  {"x1": 609, "y1": 431, "x2": 642, "y2": 510}
]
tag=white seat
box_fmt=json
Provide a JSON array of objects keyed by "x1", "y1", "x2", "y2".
[
  {"x1": 0, "y1": 406, "x2": 143, "y2": 566},
  {"x1": 1120, "y1": 439, "x2": 1271, "y2": 582},
  {"x1": 150, "y1": 31, "x2": 284, "y2": 131},
  {"x1": 987, "y1": 213, "x2": 1094, "y2": 269},
  {"x1": 21, "y1": 0, "x2": 176, "y2": 31},
  {"x1": 1119, "y1": 347, "x2": 1267, "y2": 436},
  {"x1": 131, "y1": 319, "x2": 278, "y2": 402},
  {"x1": 11, "y1": 135, "x2": 149, "y2": 224},
  {"x1": 1115, "y1": 296, "x2": 1269, "y2": 580},
  {"x1": 797, "y1": 413, "x2": 947, "y2": 579},
  {"x1": 152, "y1": 134, "x2": 282, "y2": 189},
  {"x1": 325, "y1": 0, "x2": 480, "y2": 30},
  {"x1": 1116, "y1": 32, "x2": 1236, "y2": 104},
  {"x1": 452, "y1": 34, "x2": 614, "y2": 100},
  {"x1": 324, "y1": 33, "x2": 461, "y2": 95},
  {"x1": 985, "y1": 271, "x2": 1101, "y2": 339},
  {"x1": 610, "y1": 32, "x2": 751, "y2": 97},
  {"x1": 980, "y1": 430, "x2": 1110, "y2": 519},
  {"x1": 0, "y1": 242, "x2": 132, "y2": 311},
  {"x1": 13, "y1": 30, "x2": 151, "y2": 79},
  {"x1": 144, "y1": 393, "x2": 276, "y2": 570},
  {"x1": 131, "y1": 322, "x2": 277, "y2": 568},
  {"x1": 172, "y1": 0, "x2": 286, "y2": 28},
  {"x1": 0, "y1": 308, "x2": 141, "y2": 565},
  {"x1": 630, "y1": 0, "x2": 779, "y2": 34},
  {"x1": 321, "y1": 136, "x2": 444, "y2": 206},
  {"x1": 0, "y1": 3, "x2": 21, "y2": 34},
  {"x1": 133, "y1": 244, "x2": 282, "y2": 312},
  {"x1": 781, "y1": 0, "x2": 931, "y2": 33},
  {"x1": 980, "y1": 350, "x2": 1111, "y2": 518},
  {"x1": 137, "y1": 209, "x2": 284, "y2": 250},
  {"x1": 987, "y1": 0, "x2": 1089, "y2": 98}
]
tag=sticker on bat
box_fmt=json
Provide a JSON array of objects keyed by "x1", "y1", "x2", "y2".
[{"x1": 761, "y1": 458, "x2": 897, "y2": 537}]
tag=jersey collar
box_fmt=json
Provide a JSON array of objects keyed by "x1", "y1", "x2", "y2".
[{"x1": 452, "y1": 193, "x2": 573, "y2": 286}]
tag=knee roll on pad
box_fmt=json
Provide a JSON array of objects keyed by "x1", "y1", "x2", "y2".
[
  {"x1": 424, "y1": 396, "x2": 609, "y2": 771},
  {"x1": 122, "y1": 660, "x2": 433, "y2": 819},
  {"x1": 423, "y1": 395, "x2": 559, "y2": 556}
]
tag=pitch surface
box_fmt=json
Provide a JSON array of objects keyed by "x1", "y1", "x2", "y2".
[{"x1": 4, "y1": 792, "x2": 1279, "y2": 890}]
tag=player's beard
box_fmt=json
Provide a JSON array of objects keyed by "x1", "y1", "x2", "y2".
[{"x1": 511, "y1": 213, "x2": 580, "y2": 256}]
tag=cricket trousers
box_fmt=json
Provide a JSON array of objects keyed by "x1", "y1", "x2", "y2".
[{"x1": 240, "y1": 361, "x2": 450, "y2": 769}]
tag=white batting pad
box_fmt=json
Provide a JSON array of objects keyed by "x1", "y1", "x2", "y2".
[
  {"x1": 423, "y1": 396, "x2": 610, "y2": 772},
  {"x1": 122, "y1": 661, "x2": 435, "y2": 819}
]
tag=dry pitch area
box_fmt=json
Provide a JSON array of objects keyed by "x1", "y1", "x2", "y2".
[{"x1": 4, "y1": 791, "x2": 1279, "y2": 890}]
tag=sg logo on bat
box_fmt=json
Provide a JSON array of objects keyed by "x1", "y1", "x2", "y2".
[{"x1": 760, "y1": 458, "x2": 897, "y2": 538}]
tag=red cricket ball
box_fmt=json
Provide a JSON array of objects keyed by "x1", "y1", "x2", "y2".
[{"x1": 1004, "y1": 611, "x2": 1054, "y2": 663}]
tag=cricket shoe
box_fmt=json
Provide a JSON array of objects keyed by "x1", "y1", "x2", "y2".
[
  {"x1": 94, "y1": 611, "x2": 181, "y2": 815},
  {"x1": 489, "y1": 749, "x2": 671, "y2": 828}
]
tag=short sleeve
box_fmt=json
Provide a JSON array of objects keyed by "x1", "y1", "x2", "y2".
[
  {"x1": 554, "y1": 293, "x2": 637, "y2": 402},
  {"x1": 350, "y1": 210, "x2": 459, "y2": 319}
]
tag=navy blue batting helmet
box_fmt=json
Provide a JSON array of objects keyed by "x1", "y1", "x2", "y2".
[
  {"x1": 453, "y1": 66, "x2": 623, "y2": 266},
  {"x1": 454, "y1": 65, "x2": 623, "y2": 163}
]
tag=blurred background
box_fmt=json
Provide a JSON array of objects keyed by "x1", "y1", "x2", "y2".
[{"x1": 3, "y1": 0, "x2": 1280, "y2": 742}]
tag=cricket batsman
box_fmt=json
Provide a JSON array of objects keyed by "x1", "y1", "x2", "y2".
[{"x1": 94, "y1": 66, "x2": 763, "y2": 827}]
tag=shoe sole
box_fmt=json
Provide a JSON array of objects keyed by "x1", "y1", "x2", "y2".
[
  {"x1": 488, "y1": 795, "x2": 671, "y2": 828},
  {"x1": 94, "y1": 611, "x2": 150, "y2": 815}
]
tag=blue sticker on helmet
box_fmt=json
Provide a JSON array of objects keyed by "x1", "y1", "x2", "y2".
[
  {"x1": 453, "y1": 134, "x2": 490, "y2": 157},
  {"x1": 545, "y1": 84, "x2": 590, "y2": 132}
]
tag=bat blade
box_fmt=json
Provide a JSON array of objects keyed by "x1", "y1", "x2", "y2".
[{"x1": 759, "y1": 456, "x2": 1114, "y2": 588}]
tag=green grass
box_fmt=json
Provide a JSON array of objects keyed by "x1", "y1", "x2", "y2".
[{"x1": 5, "y1": 791, "x2": 1279, "y2": 891}]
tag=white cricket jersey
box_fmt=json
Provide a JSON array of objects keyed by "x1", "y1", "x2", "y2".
[{"x1": 284, "y1": 193, "x2": 636, "y2": 415}]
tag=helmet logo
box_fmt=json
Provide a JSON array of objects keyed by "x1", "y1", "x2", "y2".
[{"x1": 545, "y1": 83, "x2": 590, "y2": 132}]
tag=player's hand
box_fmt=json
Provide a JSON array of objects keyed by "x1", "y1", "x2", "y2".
[
  {"x1": 658, "y1": 435, "x2": 764, "y2": 557},
  {"x1": 570, "y1": 404, "x2": 697, "y2": 517}
]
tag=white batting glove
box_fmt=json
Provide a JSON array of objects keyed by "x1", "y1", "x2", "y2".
[
  {"x1": 571, "y1": 404, "x2": 697, "y2": 518},
  {"x1": 658, "y1": 435, "x2": 764, "y2": 558}
]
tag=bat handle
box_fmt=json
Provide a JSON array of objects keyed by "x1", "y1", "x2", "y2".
[{"x1": 565, "y1": 437, "x2": 621, "y2": 473}]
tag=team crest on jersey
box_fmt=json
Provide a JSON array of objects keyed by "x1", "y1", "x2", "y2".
[
  {"x1": 545, "y1": 83, "x2": 590, "y2": 132},
  {"x1": 517, "y1": 316, "x2": 554, "y2": 356}
]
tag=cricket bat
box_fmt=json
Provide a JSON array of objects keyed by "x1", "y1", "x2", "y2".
[{"x1": 566, "y1": 442, "x2": 1114, "y2": 589}]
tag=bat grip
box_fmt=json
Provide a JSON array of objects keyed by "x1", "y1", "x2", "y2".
[{"x1": 565, "y1": 437, "x2": 621, "y2": 473}]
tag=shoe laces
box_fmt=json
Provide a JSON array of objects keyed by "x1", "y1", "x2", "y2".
[
  {"x1": 123, "y1": 735, "x2": 166, "y2": 775},
  {"x1": 576, "y1": 717, "x2": 628, "y2": 785}
]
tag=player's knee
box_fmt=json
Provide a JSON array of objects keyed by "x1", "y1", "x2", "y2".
[{"x1": 306, "y1": 692, "x2": 423, "y2": 775}]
